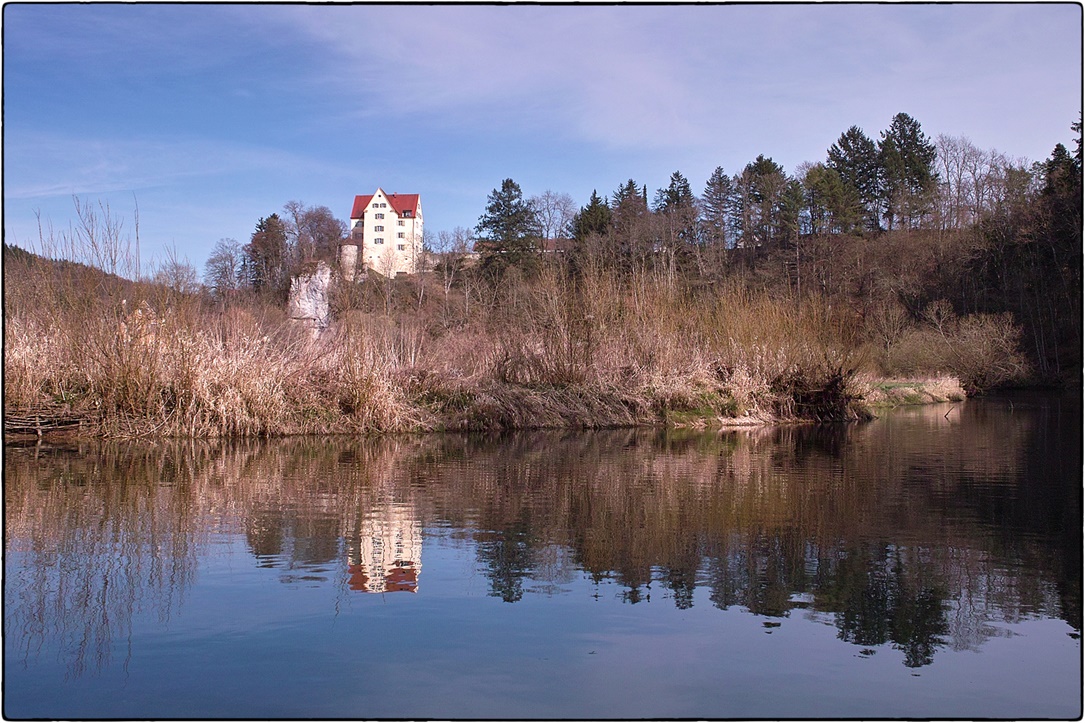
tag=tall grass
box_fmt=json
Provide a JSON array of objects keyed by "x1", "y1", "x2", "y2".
[
  {"x1": 6, "y1": 247, "x2": 877, "y2": 436},
  {"x1": 12, "y1": 203, "x2": 1035, "y2": 437}
]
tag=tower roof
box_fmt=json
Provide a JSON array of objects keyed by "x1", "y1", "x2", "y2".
[{"x1": 351, "y1": 191, "x2": 421, "y2": 220}]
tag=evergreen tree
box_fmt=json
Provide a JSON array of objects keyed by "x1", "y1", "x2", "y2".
[
  {"x1": 878, "y1": 113, "x2": 938, "y2": 230},
  {"x1": 736, "y1": 155, "x2": 788, "y2": 249},
  {"x1": 612, "y1": 179, "x2": 643, "y2": 209},
  {"x1": 475, "y1": 178, "x2": 540, "y2": 276},
  {"x1": 802, "y1": 162, "x2": 862, "y2": 235},
  {"x1": 571, "y1": 190, "x2": 612, "y2": 242},
  {"x1": 611, "y1": 178, "x2": 649, "y2": 236},
  {"x1": 779, "y1": 178, "x2": 806, "y2": 246},
  {"x1": 1073, "y1": 113, "x2": 1083, "y2": 169},
  {"x1": 652, "y1": 171, "x2": 696, "y2": 213},
  {"x1": 606, "y1": 178, "x2": 658, "y2": 270},
  {"x1": 827, "y1": 125, "x2": 881, "y2": 232},
  {"x1": 1035, "y1": 138, "x2": 1083, "y2": 371},
  {"x1": 701, "y1": 166, "x2": 735, "y2": 248},
  {"x1": 241, "y1": 213, "x2": 289, "y2": 296},
  {"x1": 653, "y1": 171, "x2": 699, "y2": 246}
]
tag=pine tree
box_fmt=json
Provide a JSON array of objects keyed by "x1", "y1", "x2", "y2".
[
  {"x1": 779, "y1": 178, "x2": 805, "y2": 245},
  {"x1": 654, "y1": 171, "x2": 699, "y2": 246},
  {"x1": 701, "y1": 166, "x2": 735, "y2": 248},
  {"x1": 652, "y1": 171, "x2": 696, "y2": 213},
  {"x1": 571, "y1": 190, "x2": 612, "y2": 242},
  {"x1": 827, "y1": 125, "x2": 881, "y2": 232},
  {"x1": 878, "y1": 113, "x2": 937, "y2": 230},
  {"x1": 611, "y1": 179, "x2": 649, "y2": 237},
  {"x1": 612, "y1": 179, "x2": 642, "y2": 208},
  {"x1": 736, "y1": 155, "x2": 788, "y2": 249},
  {"x1": 241, "y1": 213, "x2": 289, "y2": 296},
  {"x1": 475, "y1": 178, "x2": 540, "y2": 276},
  {"x1": 803, "y1": 163, "x2": 862, "y2": 235}
]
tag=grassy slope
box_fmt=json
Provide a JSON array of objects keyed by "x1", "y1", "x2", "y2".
[{"x1": 5, "y1": 244, "x2": 969, "y2": 439}]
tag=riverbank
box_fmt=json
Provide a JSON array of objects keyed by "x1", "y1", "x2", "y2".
[
  {"x1": 863, "y1": 375, "x2": 967, "y2": 407},
  {"x1": 5, "y1": 357, "x2": 964, "y2": 441},
  {"x1": 3, "y1": 242, "x2": 1009, "y2": 441}
]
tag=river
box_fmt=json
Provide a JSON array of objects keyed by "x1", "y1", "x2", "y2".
[{"x1": 4, "y1": 393, "x2": 1080, "y2": 719}]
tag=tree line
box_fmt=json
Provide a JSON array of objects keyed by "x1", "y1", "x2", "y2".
[
  {"x1": 474, "y1": 112, "x2": 1047, "y2": 263},
  {"x1": 200, "y1": 112, "x2": 1080, "y2": 385},
  {"x1": 465, "y1": 112, "x2": 1081, "y2": 383}
]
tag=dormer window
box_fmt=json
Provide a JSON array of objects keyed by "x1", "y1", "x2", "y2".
[{"x1": 402, "y1": 210, "x2": 412, "y2": 218}]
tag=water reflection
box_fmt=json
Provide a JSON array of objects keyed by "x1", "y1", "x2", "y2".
[
  {"x1": 347, "y1": 502, "x2": 423, "y2": 593},
  {"x1": 5, "y1": 394, "x2": 1080, "y2": 678}
]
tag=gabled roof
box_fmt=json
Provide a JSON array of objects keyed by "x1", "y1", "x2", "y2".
[
  {"x1": 350, "y1": 195, "x2": 374, "y2": 219},
  {"x1": 351, "y1": 190, "x2": 421, "y2": 220}
]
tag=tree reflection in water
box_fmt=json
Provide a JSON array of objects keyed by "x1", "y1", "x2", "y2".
[
  {"x1": 822, "y1": 543, "x2": 950, "y2": 668},
  {"x1": 5, "y1": 394, "x2": 1080, "y2": 676}
]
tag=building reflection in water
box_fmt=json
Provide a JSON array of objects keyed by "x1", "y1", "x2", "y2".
[
  {"x1": 346, "y1": 502, "x2": 422, "y2": 593},
  {"x1": 4, "y1": 394, "x2": 1079, "y2": 679}
]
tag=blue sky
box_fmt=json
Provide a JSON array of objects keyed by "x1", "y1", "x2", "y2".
[{"x1": 3, "y1": 3, "x2": 1081, "y2": 274}]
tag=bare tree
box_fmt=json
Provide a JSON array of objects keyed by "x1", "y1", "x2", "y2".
[
  {"x1": 529, "y1": 190, "x2": 577, "y2": 240},
  {"x1": 204, "y1": 238, "x2": 244, "y2": 300},
  {"x1": 432, "y1": 227, "x2": 473, "y2": 299},
  {"x1": 935, "y1": 134, "x2": 969, "y2": 232},
  {"x1": 935, "y1": 134, "x2": 1011, "y2": 231},
  {"x1": 282, "y1": 200, "x2": 348, "y2": 266},
  {"x1": 153, "y1": 245, "x2": 200, "y2": 295},
  {"x1": 72, "y1": 196, "x2": 138, "y2": 277}
]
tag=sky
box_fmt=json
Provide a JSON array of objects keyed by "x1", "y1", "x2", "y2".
[{"x1": 3, "y1": 2, "x2": 1082, "y2": 274}]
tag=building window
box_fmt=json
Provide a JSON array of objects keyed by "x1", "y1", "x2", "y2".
[
  {"x1": 402, "y1": 210, "x2": 412, "y2": 218},
  {"x1": 374, "y1": 226, "x2": 384, "y2": 232},
  {"x1": 374, "y1": 213, "x2": 384, "y2": 219},
  {"x1": 397, "y1": 220, "x2": 405, "y2": 226},
  {"x1": 374, "y1": 238, "x2": 384, "y2": 244},
  {"x1": 397, "y1": 232, "x2": 405, "y2": 238},
  {"x1": 397, "y1": 244, "x2": 406, "y2": 251}
]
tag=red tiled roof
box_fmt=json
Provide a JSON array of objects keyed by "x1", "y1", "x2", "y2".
[
  {"x1": 350, "y1": 195, "x2": 374, "y2": 219},
  {"x1": 351, "y1": 191, "x2": 421, "y2": 220},
  {"x1": 539, "y1": 238, "x2": 574, "y2": 253}
]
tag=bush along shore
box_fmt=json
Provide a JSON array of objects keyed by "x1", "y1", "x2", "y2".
[{"x1": 8, "y1": 242, "x2": 990, "y2": 440}]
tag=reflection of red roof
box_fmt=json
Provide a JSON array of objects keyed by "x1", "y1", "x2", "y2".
[
  {"x1": 347, "y1": 562, "x2": 419, "y2": 593},
  {"x1": 350, "y1": 192, "x2": 420, "y2": 220},
  {"x1": 347, "y1": 564, "x2": 370, "y2": 592},
  {"x1": 385, "y1": 563, "x2": 418, "y2": 593}
]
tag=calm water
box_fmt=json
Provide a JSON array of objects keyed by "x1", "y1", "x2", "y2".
[{"x1": 4, "y1": 394, "x2": 1081, "y2": 719}]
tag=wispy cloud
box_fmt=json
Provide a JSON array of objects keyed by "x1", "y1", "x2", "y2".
[
  {"x1": 3, "y1": 132, "x2": 345, "y2": 201},
  {"x1": 263, "y1": 4, "x2": 1078, "y2": 159},
  {"x1": 258, "y1": 6, "x2": 729, "y2": 150}
]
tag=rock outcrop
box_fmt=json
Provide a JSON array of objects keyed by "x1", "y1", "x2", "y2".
[
  {"x1": 287, "y1": 261, "x2": 333, "y2": 330},
  {"x1": 339, "y1": 243, "x2": 359, "y2": 282}
]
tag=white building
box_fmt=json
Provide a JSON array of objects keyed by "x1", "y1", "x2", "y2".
[
  {"x1": 346, "y1": 502, "x2": 422, "y2": 594},
  {"x1": 345, "y1": 188, "x2": 424, "y2": 277}
]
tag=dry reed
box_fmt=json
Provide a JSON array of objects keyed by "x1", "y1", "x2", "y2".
[{"x1": 7, "y1": 241, "x2": 962, "y2": 437}]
